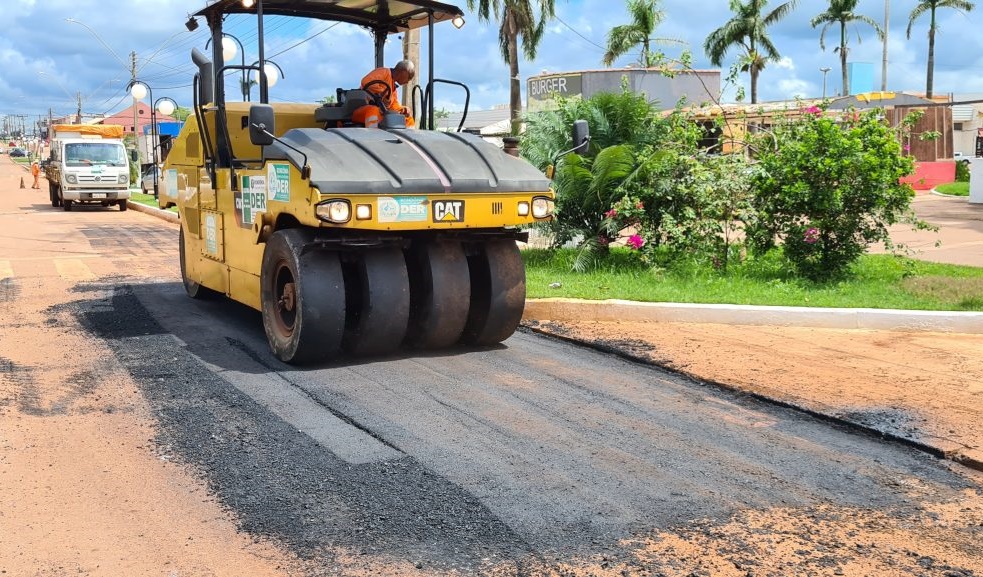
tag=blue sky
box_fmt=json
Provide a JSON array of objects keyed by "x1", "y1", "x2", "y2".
[{"x1": 1, "y1": 0, "x2": 981, "y2": 123}]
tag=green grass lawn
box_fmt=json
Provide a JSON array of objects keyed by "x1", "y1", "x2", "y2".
[
  {"x1": 936, "y1": 182, "x2": 969, "y2": 196},
  {"x1": 129, "y1": 192, "x2": 178, "y2": 213},
  {"x1": 523, "y1": 248, "x2": 983, "y2": 311}
]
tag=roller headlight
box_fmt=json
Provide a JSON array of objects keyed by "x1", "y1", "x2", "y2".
[
  {"x1": 118, "y1": 174, "x2": 129, "y2": 184},
  {"x1": 532, "y1": 197, "x2": 554, "y2": 219},
  {"x1": 66, "y1": 174, "x2": 78, "y2": 184},
  {"x1": 316, "y1": 199, "x2": 351, "y2": 223},
  {"x1": 517, "y1": 201, "x2": 530, "y2": 217},
  {"x1": 355, "y1": 204, "x2": 372, "y2": 220}
]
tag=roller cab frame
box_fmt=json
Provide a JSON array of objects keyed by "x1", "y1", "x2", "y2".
[{"x1": 169, "y1": 0, "x2": 579, "y2": 364}]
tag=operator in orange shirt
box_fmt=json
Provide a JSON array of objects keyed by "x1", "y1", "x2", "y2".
[{"x1": 357, "y1": 60, "x2": 416, "y2": 128}]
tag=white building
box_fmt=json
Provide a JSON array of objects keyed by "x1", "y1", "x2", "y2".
[{"x1": 952, "y1": 94, "x2": 983, "y2": 157}]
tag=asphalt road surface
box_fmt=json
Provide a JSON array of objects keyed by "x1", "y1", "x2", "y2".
[{"x1": 2, "y1": 163, "x2": 981, "y2": 576}]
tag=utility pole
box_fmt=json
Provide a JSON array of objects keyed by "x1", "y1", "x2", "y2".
[
  {"x1": 131, "y1": 51, "x2": 141, "y2": 163},
  {"x1": 402, "y1": 28, "x2": 420, "y2": 118},
  {"x1": 76, "y1": 91, "x2": 83, "y2": 124},
  {"x1": 881, "y1": 0, "x2": 889, "y2": 91}
]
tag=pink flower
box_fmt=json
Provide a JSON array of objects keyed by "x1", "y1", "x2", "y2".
[
  {"x1": 627, "y1": 234, "x2": 646, "y2": 250},
  {"x1": 804, "y1": 105, "x2": 822, "y2": 117},
  {"x1": 903, "y1": 144, "x2": 911, "y2": 153},
  {"x1": 635, "y1": 201, "x2": 645, "y2": 210},
  {"x1": 804, "y1": 227, "x2": 820, "y2": 244},
  {"x1": 604, "y1": 209, "x2": 618, "y2": 219}
]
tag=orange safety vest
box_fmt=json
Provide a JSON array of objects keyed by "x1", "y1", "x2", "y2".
[
  {"x1": 359, "y1": 67, "x2": 415, "y2": 128},
  {"x1": 31, "y1": 163, "x2": 40, "y2": 177}
]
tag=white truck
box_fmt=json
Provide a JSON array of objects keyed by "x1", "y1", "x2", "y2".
[{"x1": 45, "y1": 124, "x2": 131, "y2": 211}]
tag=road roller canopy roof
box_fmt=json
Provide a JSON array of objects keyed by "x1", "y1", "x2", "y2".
[{"x1": 195, "y1": 0, "x2": 465, "y2": 32}]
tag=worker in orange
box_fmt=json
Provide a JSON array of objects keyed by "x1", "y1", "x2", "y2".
[
  {"x1": 31, "y1": 161, "x2": 41, "y2": 189},
  {"x1": 356, "y1": 60, "x2": 416, "y2": 128}
]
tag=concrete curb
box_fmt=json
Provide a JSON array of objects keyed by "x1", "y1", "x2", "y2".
[
  {"x1": 127, "y1": 192, "x2": 981, "y2": 335},
  {"x1": 524, "y1": 298, "x2": 983, "y2": 334},
  {"x1": 127, "y1": 200, "x2": 179, "y2": 224},
  {"x1": 128, "y1": 202, "x2": 981, "y2": 335}
]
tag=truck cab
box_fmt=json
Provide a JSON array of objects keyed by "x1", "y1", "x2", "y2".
[{"x1": 46, "y1": 124, "x2": 131, "y2": 212}]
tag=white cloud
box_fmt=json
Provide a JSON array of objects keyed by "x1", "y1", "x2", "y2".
[
  {"x1": 774, "y1": 57, "x2": 795, "y2": 71},
  {"x1": 778, "y1": 78, "x2": 812, "y2": 99}
]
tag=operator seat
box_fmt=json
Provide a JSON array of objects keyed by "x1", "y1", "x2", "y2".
[{"x1": 315, "y1": 89, "x2": 371, "y2": 127}]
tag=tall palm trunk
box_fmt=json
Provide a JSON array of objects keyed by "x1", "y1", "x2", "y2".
[
  {"x1": 749, "y1": 39, "x2": 758, "y2": 104},
  {"x1": 840, "y1": 21, "x2": 849, "y2": 96},
  {"x1": 750, "y1": 65, "x2": 759, "y2": 103},
  {"x1": 926, "y1": 8, "x2": 936, "y2": 98},
  {"x1": 507, "y1": 10, "x2": 522, "y2": 136}
]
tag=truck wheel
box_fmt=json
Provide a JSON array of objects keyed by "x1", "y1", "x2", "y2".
[
  {"x1": 63, "y1": 200, "x2": 72, "y2": 212},
  {"x1": 342, "y1": 248, "x2": 410, "y2": 356},
  {"x1": 179, "y1": 228, "x2": 218, "y2": 300},
  {"x1": 404, "y1": 240, "x2": 470, "y2": 349},
  {"x1": 119, "y1": 200, "x2": 128, "y2": 211},
  {"x1": 261, "y1": 229, "x2": 345, "y2": 364},
  {"x1": 461, "y1": 239, "x2": 526, "y2": 346}
]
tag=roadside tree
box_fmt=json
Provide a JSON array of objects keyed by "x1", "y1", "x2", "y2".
[
  {"x1": 468, "y1": 0, "x2": 556, "y2": 135},
  {"x1": 602, "y1": 0, "x2": 679, "y2": 67},
  {"x1": 810, "y1": 0, "x2": 884, "y2": 97},
  {"x1": 704, "y1": 0, "x2": 798, "y2": 104},
  {"x1": 906, "y1": 0, "x2": 975, "y2": 99}
]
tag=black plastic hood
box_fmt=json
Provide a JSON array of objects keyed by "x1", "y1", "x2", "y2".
[{"x1": 266, "y1": 128, "x2": 552, "y2": 196}]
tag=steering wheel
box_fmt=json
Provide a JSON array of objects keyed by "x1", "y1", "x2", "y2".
[{"x1": 361, "y1": 79, "x2": 393, "y2": 112}]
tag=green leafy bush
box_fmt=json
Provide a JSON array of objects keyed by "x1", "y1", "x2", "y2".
[
  {"x1": 520, "y1": 84, "x2": 666, "y2": 172},
  {"x1": 955, "y1": 160, "x2": 970, "y2": 183},
  {"x1": 747, "y1": 107, "x2": 918, "y2": 281},
  {"x1": 598, "y1": 110, "x2": 757, "y2": 271}
]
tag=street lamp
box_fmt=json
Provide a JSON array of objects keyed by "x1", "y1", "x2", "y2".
[
  {"x1": 820, "y1": 67, "x2": 832, "y2": 99},
  {"x1": 66, "y1": 17, "x2": 141, "y2": 161},
  {"x1": 249, "y1": 60, "x2": 284, "y2": 101},
  {"x1": 153, "y1": 96, "x2": 178, "y2": 168},
  {"x1": 206, "y1": 33, "x2": 248, "y2": 101},
  {"x1": 38, "y1": 71, "x2": 81, "y2": 123},
  {"x1": 128, "y1": 80, "x2": 178, "y2": 199}
]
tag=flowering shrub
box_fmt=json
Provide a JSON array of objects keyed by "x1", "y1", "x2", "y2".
[
  {"x1": 602, "y1": 152, "x2": 757, "y2": 271},
  {"x1": 747, "y1": 107, "x2": 919, "y2": 281}
]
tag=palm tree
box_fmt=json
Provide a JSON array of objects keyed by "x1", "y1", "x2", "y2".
[
  {"x1": 811, "y1": 0, "x2": 884, "y2": 97},
  {"x1": 704, "y1": 0, "x2": 799, "y2": 104},
  {"x1": 906, "y1": 0, "x2": 975, "y2": 99},
  {"x1": 602, "y1": 0, "x2": 670, "y2": 67},
  {"x1": 468, "y1": 0, "x2": 556, "y2": 135}
]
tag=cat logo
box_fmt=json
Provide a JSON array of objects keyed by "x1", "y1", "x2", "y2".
[{"x1": 433, "y1": 200, "x2": 465, "y2": 223}]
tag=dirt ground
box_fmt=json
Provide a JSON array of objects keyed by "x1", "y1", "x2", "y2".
[
  {"x1": 526, "y1": 320, "x2": 983, "y2": 469},
  {"x1": 0, "y1": 159, "x2": 303, "y2": 575},
  {"x1": 3, "y1": 156, "x2": 983, "y2": 577}
]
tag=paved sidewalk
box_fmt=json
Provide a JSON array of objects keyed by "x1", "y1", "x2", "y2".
[{"x1": 873, "y1": 192, "x2": 983, "y2": 267}]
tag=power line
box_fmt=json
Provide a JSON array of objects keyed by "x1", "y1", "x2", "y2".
[
  {"x1": 269, "y1": 21, "x2": 341, "y2": 59},
  {"x1": 554, "y1": 14, "x2": 606, "y2": 52}
]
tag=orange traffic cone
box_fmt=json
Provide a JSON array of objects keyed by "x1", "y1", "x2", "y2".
[{"x1": 20, "y1": 177, "x2": 25, "y2": 189}]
